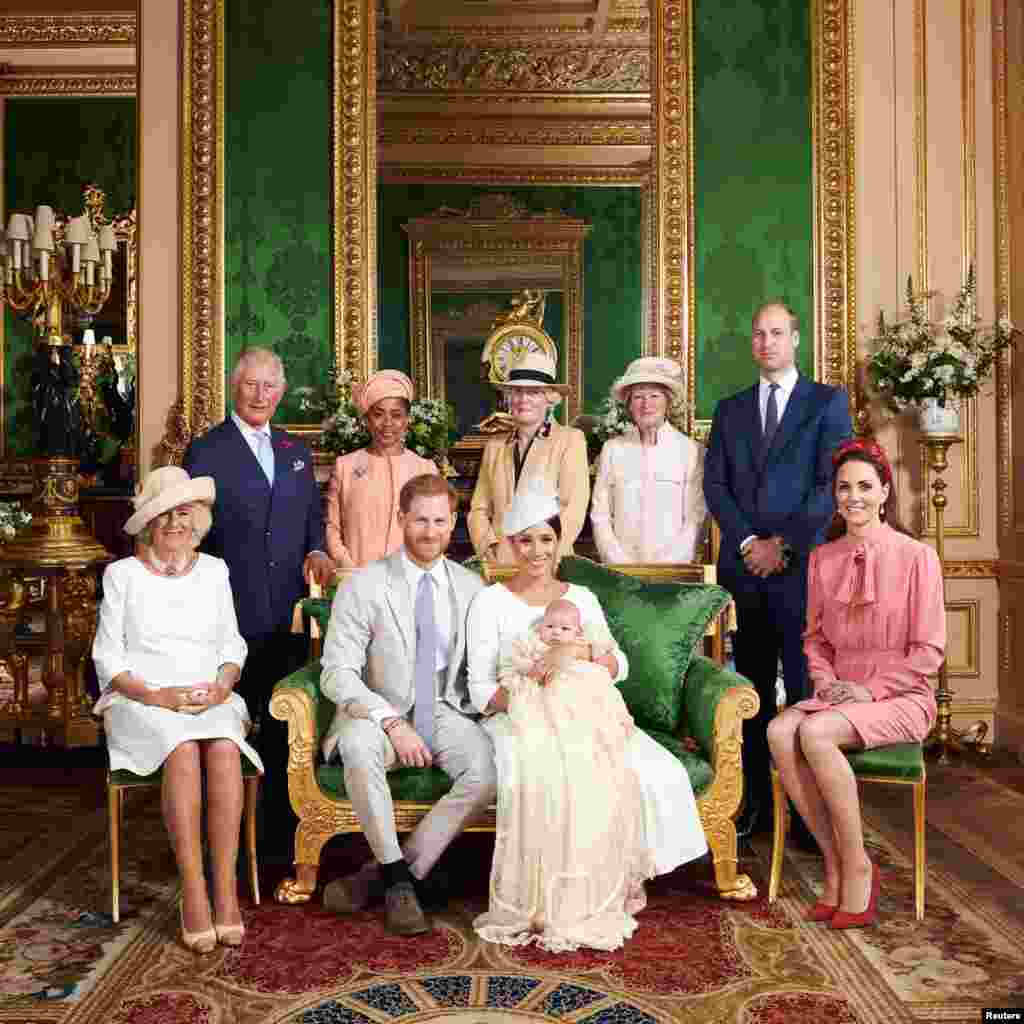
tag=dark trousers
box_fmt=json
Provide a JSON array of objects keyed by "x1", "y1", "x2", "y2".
[
  {"x1": 724, "y1": 566, "x2": 811, "y2": 820},
  {"x1": 239, "y1": 629, "x2": 309, "y2": 855}
]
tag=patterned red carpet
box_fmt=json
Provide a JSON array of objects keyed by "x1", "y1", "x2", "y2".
[{"x1": 2, "y1": 787, "x2": 1023, "y2": 1024}]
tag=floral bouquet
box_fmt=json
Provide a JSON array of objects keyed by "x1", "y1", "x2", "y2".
[
  {"x1": 320, "y1": 369, "x2": 459, "y2": 476},
  {"x1": 0, "y1": 501, "x2": 32, "y2": 542},
  {"x1": 866, "y1": 268, "x2": 1018, "y2": 412}
]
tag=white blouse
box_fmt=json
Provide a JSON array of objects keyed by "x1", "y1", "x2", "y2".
[
  {"x1": 466, "y1": 582, "x2": 628, "y2": 715},
  {"x1": 590, "y1": 421, "x2": 707, "y2": 564}
]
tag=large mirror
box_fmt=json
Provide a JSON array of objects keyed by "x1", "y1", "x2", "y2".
[{"x1": 403, "y1": 194, "x2": 591, "y2": 430}]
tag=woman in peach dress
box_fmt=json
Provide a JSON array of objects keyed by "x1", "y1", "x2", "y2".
[
  {"x1": 325, "y1": 370, "x2": 438, "y2": 568},
  {"x1": 767, "y1": 439, "x2": 945, "y2": 930}
]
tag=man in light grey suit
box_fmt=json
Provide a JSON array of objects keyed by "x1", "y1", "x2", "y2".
[{"x1": 319, "y1": 473, "x2": 495, "y2": 935}]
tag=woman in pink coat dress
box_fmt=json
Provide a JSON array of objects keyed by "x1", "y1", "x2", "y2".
[{"x1": 766, "y1": 438, "x2": 945, "y2": 931}]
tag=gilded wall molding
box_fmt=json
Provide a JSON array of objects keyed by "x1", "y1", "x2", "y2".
[
  {"x1": 993, "y1": 0, "x2": 1012, "y2": 543},
  {"x1": 166, "y1": 0, "x2": 223, "y2": 465},
  {"x1": 0, "y1": 14, "x2": 135, "y2": 47},
  {"x1": 945, "y1": 599, "x2": 980, "y2": 677},
  {"x1": 379, "y1": 119, "x2": 651, "y2": 148},
  {"x1": 334, "y1": 0, "x2": 378, "y2": 384},
  {"x1": 0, "y1": 72, "x2": 136, "y2": 96},
  {"x1": 914, "y1": 0, "x2": 929, "y2": 290},
  {"x1": 651, "y1": 0, "x2": 690, "y2": 373},
  {"x1": 378, "y1": 44, "x2": 649, "y2": 93},
  {"x1": 812, "y1": 0, "x2": 858, "y2": 418},
  {"x1": 961, "y1": 0, "x2": 976, "y2": 281},
  {"x1": 379, "y1": 165, "x2": 647, "y2": 186},
  {"x1": 944, "y1": 559, "x2": 998, "y2": 579}
]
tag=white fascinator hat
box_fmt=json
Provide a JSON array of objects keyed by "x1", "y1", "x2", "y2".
[{"x1": 502, "y1": 480, "x2": 561, "y2": 537}]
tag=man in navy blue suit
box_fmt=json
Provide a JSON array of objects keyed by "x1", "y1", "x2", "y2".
[
  {"x1": 184, "y1": 347, "x2": 334, "y2": 856},
  {"x1": 704, "y1": 302, "x2": 852, "y2": 839}
]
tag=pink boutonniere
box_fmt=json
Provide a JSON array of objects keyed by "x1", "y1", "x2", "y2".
[{"x1": 276, "y1": 437, "x2": 295, "y2": 450}]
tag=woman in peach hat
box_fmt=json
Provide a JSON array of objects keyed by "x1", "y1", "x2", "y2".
[{"x1": 325, "y1": 370, "x2": 439, "y2": 568}]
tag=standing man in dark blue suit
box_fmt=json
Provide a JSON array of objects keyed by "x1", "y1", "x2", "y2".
[
  {"x1": 184, "y1": 347, "x2": 334, "y2": 856},
  {"x1": 704, "y1": 302, "x2": 852, "y2": 839}
]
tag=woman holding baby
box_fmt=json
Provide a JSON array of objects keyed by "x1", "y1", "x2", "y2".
[
  {"x1": 466, "y1": 485, "x2": 707, "y2": 952},
  {"x1": 93, "y1": 467, "x2": 261, "y2": 954}
]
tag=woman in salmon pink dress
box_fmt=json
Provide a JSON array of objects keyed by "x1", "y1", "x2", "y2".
[{"x1": 767, "y1": 439, "x2": 945, "y2": 930}]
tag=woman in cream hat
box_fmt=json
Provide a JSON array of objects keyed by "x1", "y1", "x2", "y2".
[
  {"x1": 467, "y1": 350, "x2": 590, "y2": 563},
  {"x1": 325, "y1": 369, "x2": 439, "y2": 568},
  {"x1": 590, "y1": 357, "x2": 708, "y2": 564},
  {"x1": 465, "y1": 482, "x2": 707, "y2": 949},
  {"x1": 93, "y1": 467, "x2": 262, "y2": 954}
]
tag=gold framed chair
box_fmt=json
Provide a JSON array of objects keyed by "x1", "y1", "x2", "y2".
[
  {"x1": 107, "y1": 760, "x2": 262, "y2": 923},
  {"x1": 767, "y1": 742, "x2": 927, "y2": 920}
]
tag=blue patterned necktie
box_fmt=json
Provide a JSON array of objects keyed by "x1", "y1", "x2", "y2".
[
  {"x1": 762, "y1": 383, "x2": 780, "y2": 461},
  {"x1": 412, "y1": 572, "x2": 437, "y2": 749},
  {"x1": 256, "y1": 431, "x2": 275, "y2": 486}
]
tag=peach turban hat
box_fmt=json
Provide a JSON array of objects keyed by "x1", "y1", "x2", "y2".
[{"x1": 353, "y1": 370, "x2": 415, "y2": 415}]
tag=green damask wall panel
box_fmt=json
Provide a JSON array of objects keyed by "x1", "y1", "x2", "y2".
[
  {"x1": 693, "y1": 0, "x2": 814, "y2": 421},
  {"x1": 3, "y1": 97, "x2": 136, "y2": 456},
  {"x1": 379, "y1": 185, "x2": 642, "y2": 414},
  {"x1": 224, "y1": 0, "x2": 331, "y2": 425}
]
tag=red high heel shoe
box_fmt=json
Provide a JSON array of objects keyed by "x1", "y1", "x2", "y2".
[
  {"x1": 805, "y1": 900, "x2": 838, "y2": 922},
  {"x1": 830, "y1": 862, "x2": 880, "y2": 930}
]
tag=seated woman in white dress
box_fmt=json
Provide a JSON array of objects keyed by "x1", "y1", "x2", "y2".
[
  {"x1": 93, "y1": 467, "x2": 263, "y2": 955},
  {"x1": 590, "y1": 357, "x2": 707, "y2": 564},
  {"x1": 467, "y1": 485, "x2": 707, "y2": 952}
]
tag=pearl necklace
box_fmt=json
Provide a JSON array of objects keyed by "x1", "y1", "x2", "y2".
[{"x1": 141, "y1": 550, "x2": 197, "y2": 577}]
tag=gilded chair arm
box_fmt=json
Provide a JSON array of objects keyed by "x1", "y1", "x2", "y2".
[{"x1": 682, "y1": 655, "x2": 757, "y2": 757}]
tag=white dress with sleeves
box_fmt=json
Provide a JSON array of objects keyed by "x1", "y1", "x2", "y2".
[
  {"x1": 467, "y1": 583, "x2": 707, "y2": 879},
  {"x1": 92, "y1": 554, "x2": 263, "y2": 776}
]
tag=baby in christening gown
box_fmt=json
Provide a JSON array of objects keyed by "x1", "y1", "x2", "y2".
[{"x1": 474, "y1": 600, "x2": 653, "y2": 953}]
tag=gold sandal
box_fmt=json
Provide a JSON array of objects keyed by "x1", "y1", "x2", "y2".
[
  {"x1": 214, "y1": 920, "x2": 245, "y2": 947},
  {"x1": 179, "y1": 898, "x2": 217, "y2": 954}
]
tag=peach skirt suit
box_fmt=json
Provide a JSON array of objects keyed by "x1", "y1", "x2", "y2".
[
  {"x1": 325, "y1": 449, "x2": 438, "y2": 568},
  {"x1": 795, "y1": 523, "x2": 945, "y2": 747}
]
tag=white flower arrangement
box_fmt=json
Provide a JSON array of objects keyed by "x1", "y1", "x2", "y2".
[
  {"x1": 866, "y1": 268, "x2": 1018, "y2": 411},
  {"x1": 0, "y1": 501, "x2": 32, "y2": 542},
  {"x1": 320, "y1": 370, "x2": 458, "y2": 475}
]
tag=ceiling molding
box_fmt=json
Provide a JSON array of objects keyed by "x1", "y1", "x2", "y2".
[{"x1": 0, "y1": 68, "x2": 135, "y2": 95}]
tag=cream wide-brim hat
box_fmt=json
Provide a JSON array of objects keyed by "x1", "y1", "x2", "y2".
[
  {"x1": 502, "y1": 482, "x2": 561, "y2": 537},
  {"x1": 123, "y1": 466, "x2": 216, "y2": 536},
  {"x1": 502, "y1": 351, "x2": 570, "y2": 394},
  {"x1": 611, "y1": 356, "x2": 685, "y2": 404}
]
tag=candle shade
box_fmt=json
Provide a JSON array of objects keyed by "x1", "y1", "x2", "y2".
[
  {"x1": 7, "y1": 214, "x2": 28, "y2": 241},
  {"x1": 98, "y1": 224, "x2": 116, "y2": 252},
  {"x1": 66, "y1": 215, "x2": 90, "y2": 247},
  {"x1": 34, "y1": 205, "x2": 55, "y2": 232},
  {"x1": 32, "y1": 221, "x2": 55, "y2": 253},
  {"x1": 83, "y1": 233, "x2": 100, "y2": 266}
]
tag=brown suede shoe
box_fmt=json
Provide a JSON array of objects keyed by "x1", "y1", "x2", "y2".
[
  {"x1": 384, "y1": 881, "x2": 429, "y2": 935},
  {"x1": 323, "y1": 863, "x2": 384, "y2": 914}
]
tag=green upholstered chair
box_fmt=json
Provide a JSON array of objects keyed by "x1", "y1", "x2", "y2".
[
  {"x1": 270, "y1": 555, "x2": 760, "y2": 905},
  {"x1": 107, "y1": 759, "x2": 262, "y2": 923},
  {"x1": 767, "y1": 742, "x2": 927, "y2": 920}
]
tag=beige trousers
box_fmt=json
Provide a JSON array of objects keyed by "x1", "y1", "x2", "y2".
[{"x1": 331, "y1": 701, "x2": 497, "y2": 879}]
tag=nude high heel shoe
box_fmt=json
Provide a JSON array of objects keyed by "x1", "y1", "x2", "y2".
[{"x1": 179, "y1": 898, "x2": 217, "y2": 954}]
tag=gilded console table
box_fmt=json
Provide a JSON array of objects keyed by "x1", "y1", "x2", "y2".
[{"x1": 0, "y1": 457, "x2": 111, "y2": 746}]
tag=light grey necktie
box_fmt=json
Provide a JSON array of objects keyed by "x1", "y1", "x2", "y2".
[
  {"x1": 762, "y1": 383, "x2": 780, "y2": 460},
  {"x1": 412, "y1": 572, "x2": 438, "y2": 749},
  {"x1": 256, "y1": 432, "x2": 275, "y2": 486}
]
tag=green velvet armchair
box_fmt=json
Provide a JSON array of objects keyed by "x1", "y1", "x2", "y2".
[{"x1": 269, "y1": 556, "x2": 760, "y2": 904}]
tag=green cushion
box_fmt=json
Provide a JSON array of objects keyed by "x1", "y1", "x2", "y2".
[
  {"x1": 317, "y1": 762, "x2": 454, "y2": 802},
  {"x1": 845, "y1": 742, "x2": 924, "y2": 782},
  {"x1": 644, "y1": 728, "x2": 714, "y2": 797},
  {"x1": 110, "y1": 759, "x2": 261, "y2": 788},
  {"x1": 557, "y1": 556, "x2": 732, "y2": 734}
]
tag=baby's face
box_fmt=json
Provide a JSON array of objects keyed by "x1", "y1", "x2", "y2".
[{"x1": 537, "y1": 607, "x2": 581, "y2": 645}]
